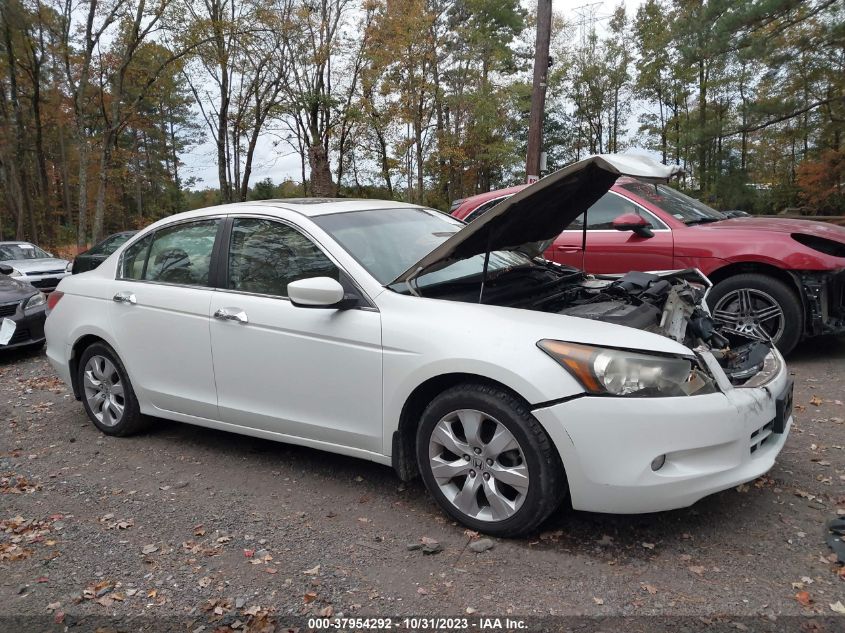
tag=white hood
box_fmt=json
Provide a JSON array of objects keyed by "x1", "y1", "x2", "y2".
[{"x1": 390, "y1": 154, "x2": 683, "y2": 285}]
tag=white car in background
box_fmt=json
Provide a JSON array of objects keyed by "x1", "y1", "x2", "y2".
[
  {"x1": 0, "y1": 241, "x2": 71, "y2": 292},
  {"x1": 44, "y1": 155, "x2": 792, "y2": 536}
]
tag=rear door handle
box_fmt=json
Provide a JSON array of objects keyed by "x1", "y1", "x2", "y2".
[
  {"x1": 213, "y1": 307, "x2": 248, "y2": 323},
  {"x1": 112, "y1": 291, "x2": 136, "y2": 305}
]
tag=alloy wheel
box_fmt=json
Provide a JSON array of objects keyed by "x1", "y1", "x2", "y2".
[
  {"x1": 712, "y1": 287, "x2": 785, "y2": 342},
  {"x1": 428, "y1": 409, "x2": 529, "y2": 522},
  {"x1": 83, "y1": 355, "x2": 126, "y2": 427}
]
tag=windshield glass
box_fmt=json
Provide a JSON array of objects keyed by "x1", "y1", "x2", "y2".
[
  {"x1": 314, "y1": 207, "x2": 533, "y2": 288},
  {"x1": 620, "y1": 181, "x2": 726, "y2": 224},
  {"x1": 0, "y1": 242, "x2": 51, "y2": 260}
]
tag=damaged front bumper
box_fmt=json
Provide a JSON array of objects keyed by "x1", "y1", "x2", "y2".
[
  {"x1": 533, "y1": 347, "x2": 792, "y2": 514},
  {"x1": 794, "y1": 269, "x2": 845, "y2": 337}
]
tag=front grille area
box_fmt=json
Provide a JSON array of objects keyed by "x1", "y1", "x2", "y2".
[
  {"x1": 25, "y1": 269, "x2": 64, "y2": 276},
  {"x1": 29, "y1": 278, "x2": 58, "y2": 289},
  {"x1": 749, "y1": 419, "x2": 775, "y2": 455},
  {"x1": 0, "y1": 301, "x2": 19, "y2": 317}
]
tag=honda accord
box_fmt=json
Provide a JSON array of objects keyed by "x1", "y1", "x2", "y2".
[{"x1": 45, "y1": 155, "x2": 792, "y2": 536}]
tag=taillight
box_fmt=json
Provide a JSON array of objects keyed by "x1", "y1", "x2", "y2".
[{"x1": 46, "y1": 291, "x2": 64, "y2": 313}]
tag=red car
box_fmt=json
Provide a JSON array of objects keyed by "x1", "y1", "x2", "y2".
[{"x1": 451, "y1": 178, "x2": 845, "y2": 355}]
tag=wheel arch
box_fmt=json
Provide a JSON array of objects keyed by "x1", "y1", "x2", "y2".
[
  {"x1": 391, "y1": 373, "x2": 534, "y2": 482},
  {"x1": 69, "y1": 334, "x2": 111, "y2": 400},
  {"x1": 706, "y1": 260, "x2": 800, "y2": 293}
]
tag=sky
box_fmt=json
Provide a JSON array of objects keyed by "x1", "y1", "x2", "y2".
[{"x1": 179, "y1": 0, "x2": 646, "y2": 191}]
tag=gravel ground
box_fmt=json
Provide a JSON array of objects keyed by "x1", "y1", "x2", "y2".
[{"x1": 1, "y1": 338, "x2": 844, "y2": 631}]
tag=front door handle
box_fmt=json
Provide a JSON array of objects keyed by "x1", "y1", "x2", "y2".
[
  {"x1": 113, "y1": 291, "x2": 136, "y2": 305},
  {"x1": 213, "y1": 307, "x2": 248, "y2": 323}
]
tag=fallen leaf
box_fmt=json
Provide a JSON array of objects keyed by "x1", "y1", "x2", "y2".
[
  {"x1": 303, "y1": 565, "x2": 320, "y2": 575},
  {"x1": 810, "y1": 395, "x2": 823, "y2": 406},
  {"x1": 641, "y1": 542, "x2": 655, "y2": 550},
  {"x1": 243, "y1": 549, "x2": 254, "y2": 558},
  {"x1": 141, "y1": 544, "x2": 158, "y2": 555},
  {"x1": 688, "y1": 566, "x2": 706, "y2": 576},
  {"x1": 198, "y1": 577, "x2": 211, "y2": 588},
  {"x1": 592, "y1": 597, "x2": 604, "y2": 605},
  {"x1": 264, "y1": 567, "x2": 278, "y2": 574},
  {"x1": 830, "y1": 601, "x2": 845, "y2": 614},
  {"x1": 319, "y1": 606, "x2": 334, "y2": 617},
  {"x1": 417, "y1": 587, "x2": 429, "y2": 595},
  {"x1": 193, "y1": 525, "x2": 206, "y2": 536},
  {"x1": 642, "y1": 584, "x2": 658, "y2": 595},
  {"x1": 795, "y1": 591, "x2": 812, "y2": 606},
  {"x1": 303, "y1": 591, "x2": 317, "y2": 603}
]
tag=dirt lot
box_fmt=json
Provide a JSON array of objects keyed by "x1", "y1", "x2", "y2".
[{"x1": 1, "y1": 338, "x2": 844, "y2": 631}]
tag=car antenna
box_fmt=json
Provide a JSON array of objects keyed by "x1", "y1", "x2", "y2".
[
  {"x1": 478, "y1": 228, "x2": 493, "y2": 304},
  {"x1": 580, "y1": 207, "x2": 588, "y2": 273}
]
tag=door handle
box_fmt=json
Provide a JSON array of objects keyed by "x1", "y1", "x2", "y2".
[
  {"x1": 213, "y1": 307, "x2": 248, "y2": 323},
  {"x1": 112, "y1": 291, "x2": 136, "y2": 305}
]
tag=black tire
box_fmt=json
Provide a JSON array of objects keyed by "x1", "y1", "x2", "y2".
[
  {"x1": 416, "y1": 382, "x2": 566, "y2": 537},
  {"x1": 77, "y1": 341, "x2": 147, "y2": 436},
  {"x1": 707, "y1": 273, "x2": 803, "y2": 356}
]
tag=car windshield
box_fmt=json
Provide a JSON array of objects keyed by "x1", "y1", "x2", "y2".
[
  {"x1": 88, "y1": 233, "x2": 134, "y2": 256},
  {"x1": 0, "y1": 242, "x2": 51, "y2": 260},
  {"x1": 620, "y1": 181, "x2": 726, "y2": 225},
  {"x1": 313, "y1": 207, "x2": 533, "y2": 289}
]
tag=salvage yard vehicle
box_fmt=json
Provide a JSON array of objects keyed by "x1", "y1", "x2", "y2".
[
  {"x1": 452, "y1": 178, "x2": 845, "y2": 356},
  {"x1": 0, "y1": 264, "x2": 48, "y2": 351},
  {"x1": 45, "y1": 155, "x2": 793, "y2": 536},
  {"x1": 0, "y1": 241, "x2": 71, "y2": 292},
  {"x1": 70, "y1": 231, "x2": 138, "y2": 274}
]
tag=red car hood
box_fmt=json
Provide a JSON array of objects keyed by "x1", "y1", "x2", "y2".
[{"x1": 700, "y1": 216, "x2": 845, "y2": 241}]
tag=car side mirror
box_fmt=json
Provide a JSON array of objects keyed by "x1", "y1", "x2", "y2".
[
  {"x1": 288, "y1": 277, "x2": 359, "y2": 309},
  {"x1": 0, "y1": 264, "x2": 13, "y2": 276},
  {"x1": 612, "y1": 213, "x2": 654, "y2": 238}
]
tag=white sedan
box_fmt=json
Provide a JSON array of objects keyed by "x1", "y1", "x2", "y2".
[{"x1": 44, "y1": 155, "x2": 792, "y2": 536}]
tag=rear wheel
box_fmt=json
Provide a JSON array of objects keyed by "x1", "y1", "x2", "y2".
[
  {"x1": 78, "y1": 342, "x2": 147, "y2": 436},
  {"x1": 707, "y1": 273, "x2": 803, "y2": 355},
  {"x1": 416, "y1": 383, "x2": 566, "y2": 537}
]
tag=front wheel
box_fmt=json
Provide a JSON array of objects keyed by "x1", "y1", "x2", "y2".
[
  {"x1": 707, "y1": 273, "x2": 803, "y2": 356},
  {"x1": 416, "y1": 383, "x2": 566, "y2": 537}
]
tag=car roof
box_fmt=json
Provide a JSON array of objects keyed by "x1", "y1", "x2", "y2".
[
  {"x1": 0, "y1": 241, "x2": 37, "y2": 245},
  {"x1": 145, "y1": 199, "x2": 427, "y2": 228}
]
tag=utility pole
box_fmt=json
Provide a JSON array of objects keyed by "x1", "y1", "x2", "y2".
[{"x1": 526, "y1": 0, "x2": 552, "y2": 184}]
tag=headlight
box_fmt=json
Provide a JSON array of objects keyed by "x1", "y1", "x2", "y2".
[
  {"x1": 538, "y1": 340, "x2": 716, "y2": 397},
  {"x1": 24, "y1": 292, "x2": 47, "y2": 310}
]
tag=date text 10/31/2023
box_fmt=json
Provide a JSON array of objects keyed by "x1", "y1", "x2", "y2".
[{"x1": 306, "y1": 616, "x2": 528, "y2": 630}]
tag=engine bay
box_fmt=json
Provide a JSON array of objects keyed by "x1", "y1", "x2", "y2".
[{"x1": 425, "y1": 262, "x2": 774, "y2": 386}]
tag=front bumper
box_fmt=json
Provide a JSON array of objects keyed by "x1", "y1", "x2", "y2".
[
  {"x1": 0, "y1": 302, "x2": 46, "y2": 351},
  {"x1": 13, "y1": 271, "x2": 70, "y2": 292},
  {"x1": 534, "y1": 354, "x2": 792, "y2": 514}
]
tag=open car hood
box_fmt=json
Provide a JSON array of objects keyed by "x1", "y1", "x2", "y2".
[{"x1": 390, "y1": 154, "x2": 683, "y2": 285}]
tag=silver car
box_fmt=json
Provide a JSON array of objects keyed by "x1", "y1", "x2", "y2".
[{"x1": 0, "y1": 241, "x2": 70, "y2": 292}]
